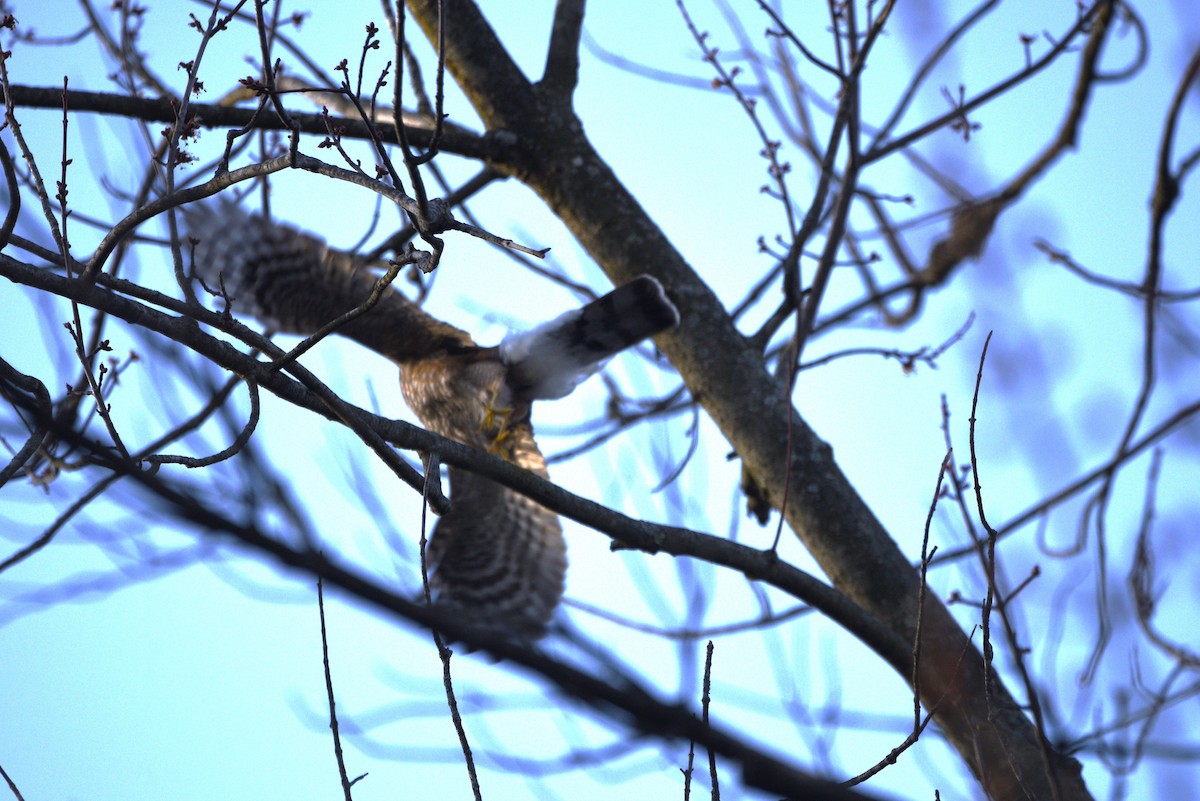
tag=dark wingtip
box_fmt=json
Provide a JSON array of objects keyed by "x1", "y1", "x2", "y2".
[{"x1": 628, "y1": 274, "x2": 681, "y2": 333}]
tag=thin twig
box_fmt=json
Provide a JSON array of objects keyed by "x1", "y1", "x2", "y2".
[
  {"x1": 968, "y1": 332, "x2": 1062, "y2": 801},
  {"x1": 702, "y1": 640, "x2": 720, "y2": 800},
  {"x1": 318, "y1": 578, "x2": 358, "y2": 801},
  {"x1": 0, "y1": 762, "x2": 27, "y2": 801},
  {"x1": 419, "y1": 450, "x2": 483, "y2": 801}
]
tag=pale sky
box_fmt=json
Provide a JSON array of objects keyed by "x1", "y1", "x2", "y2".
[{"x1": 2, "y1": 2, "x2": 1198, "y2": 800}]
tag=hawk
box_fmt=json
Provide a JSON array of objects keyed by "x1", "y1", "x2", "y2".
[{"x1": 184, "y1": 201, "x2": 679, "y2": 636}]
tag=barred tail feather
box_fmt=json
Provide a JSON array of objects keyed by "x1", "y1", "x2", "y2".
[{"x1": 500, "y1": 275, "x2": 679, "y2": 400}]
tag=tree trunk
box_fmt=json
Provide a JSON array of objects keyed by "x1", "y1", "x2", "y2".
[{"x1": 405, "y1": 1, "x2": 1095, "y2": 798}]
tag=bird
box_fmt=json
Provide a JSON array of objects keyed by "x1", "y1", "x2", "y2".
[{"x1": 183, "y1": 200, "x2": 679, "y2": 636}]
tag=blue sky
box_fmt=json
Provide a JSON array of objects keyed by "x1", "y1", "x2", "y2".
[{"x1": 2, "y1": 2, "x2": 1199, "y2": 799}]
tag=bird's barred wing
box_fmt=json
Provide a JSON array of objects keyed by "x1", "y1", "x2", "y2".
[{"x1": 184, "y1": 201, "x2": 473, "y2": 361}]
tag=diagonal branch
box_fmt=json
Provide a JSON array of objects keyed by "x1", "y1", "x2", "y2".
[
  {"x1": 0, "y1": 362, "x2": 881, "y2": 801},
  {"x1": 403, "y1": 1, "x2": 1097, "y2": 798},
  {"x1": 0, "y1": 250, "x2": 905, "y2": 667}
]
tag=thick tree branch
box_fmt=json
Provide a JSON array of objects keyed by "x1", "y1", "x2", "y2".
[
  {"x1": 404, "y1": 0, "x2": 1095, "y2": 798},
  {"x1": 0, "y1": 83, "x2": 498, "y2": 162},
  {"x1": 0, "y1": 375, "x2": 880, "y2": 801},
  {"x1": 541, "y1": 0, "x2": 586, "y2": 105}
]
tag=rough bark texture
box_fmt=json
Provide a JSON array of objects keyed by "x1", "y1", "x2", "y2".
[{"x1": 404, "y1": 1, "x2": 1094, "y2": 798}]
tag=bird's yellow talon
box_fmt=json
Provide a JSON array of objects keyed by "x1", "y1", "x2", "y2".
[
  {"x1": 486, "y1": 427, "x2": 513, "y2": 456},
  {"x1": 481, "y1": 389, "x2": 514, "y2": 458}
]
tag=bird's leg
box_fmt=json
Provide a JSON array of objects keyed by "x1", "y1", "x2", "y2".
[{"x1": 480, "y1": 387, "x2": 515, "y2": 457}]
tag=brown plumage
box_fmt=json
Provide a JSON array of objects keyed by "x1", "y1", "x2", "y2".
[{"x1": 185, "y1": 201, "x2": 679, "y2": 636}]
